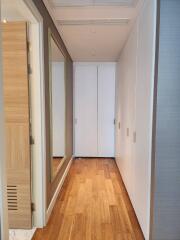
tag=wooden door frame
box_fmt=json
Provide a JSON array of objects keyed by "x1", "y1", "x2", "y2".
[{"x1": 0, "y1": 0, "x2": 46, "y2": 236}]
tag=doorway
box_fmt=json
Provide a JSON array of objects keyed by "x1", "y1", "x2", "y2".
[{"x1": 1, "y1": 0, "x2": 45, "y2": 239}]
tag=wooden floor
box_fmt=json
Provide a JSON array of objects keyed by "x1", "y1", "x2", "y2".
[
  {"x1": 33, "y1": 158, "x2": 144, "y2": 240},
  {"x1": 53, "y1": 157, "x2": 63, "y2": 177}
]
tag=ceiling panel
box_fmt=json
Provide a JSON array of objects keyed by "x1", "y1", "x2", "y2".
[
  {"x1": 46, "y1": 0, "x2": 143, "y2": 61},
  {"x1": 50, "y1": 0, "x2": 138, "y2": 7},
  {"x1": 58, "y1": 23, "x2": 133, "y2": 61}
]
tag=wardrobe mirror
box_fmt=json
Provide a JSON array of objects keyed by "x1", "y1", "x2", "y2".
[{"x1": 49, "y1": 31, "x2": 66, "y2": 181}]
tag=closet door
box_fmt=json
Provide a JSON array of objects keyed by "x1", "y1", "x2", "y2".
[
  {"x1": 98, "y1": 64, "x2": 115, "y2": 157},
  {"x1": 74, "y1": 65, "x2": 98, "y2": 157},
  {"x1": 133, "y1": 3, "x2": 156, "y2": 233},
  {"x1": 115, "y1": 62, "x2": 121, "y2": 164},
  {"x1": 2, "y1": 22, "x2": 32, "y2": 229}
]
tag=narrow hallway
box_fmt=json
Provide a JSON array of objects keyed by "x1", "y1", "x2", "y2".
[{"x1": 33, "y1": 159, "x2": 144, "y2": 240}]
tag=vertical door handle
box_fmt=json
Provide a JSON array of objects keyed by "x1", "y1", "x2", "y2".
[
  {"x1": 118, "y1": 122, "x2": 121, "y2": 130},
  {"x1": 127, "y1": 128, "x2": 129, "y2": 137}
]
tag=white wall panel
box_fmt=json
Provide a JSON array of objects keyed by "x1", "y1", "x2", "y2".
[
  {"x1": 133, "y1": 1, "x2": 156, "y2": 236},
  {"x1": 115, "y1": 62, "x2": 121, "y2": 162},
  {"x1": 115, "y1": 24, "x2": 138, "y2": 203},
  {"x1": 74, "y1": 64, "x2": 98, "y2": 157},
  {"x1": 115, "y1": 0, "x2": 156, "y2": 238},
  {"x1": 98, "y1": 64, "x2": 115, "y2": 157}
]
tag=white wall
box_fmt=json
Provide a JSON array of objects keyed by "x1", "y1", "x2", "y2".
[
  {"x1": 0, "y1": 76, "x2": 8, "y2": 240},
  {"x1": 27, "y1": 4, "x2": 46, "y2": 228},
  {"x1": 115, "y1": 0, "x2": 156, "y2": 239},
  {"x1": 52, "y1": 62, "x2": 65, "y2": 157},
  {"x1": 0, "y1": 1, "x2": 9, "y2": 238}
]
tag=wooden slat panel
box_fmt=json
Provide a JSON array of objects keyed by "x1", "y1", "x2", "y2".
[
  {"x1": 3, "y1": 22, "x2": 29, "y2": 123},
  {"x1": 2, "y1": 22, "x2": 32, "y2": 229}
]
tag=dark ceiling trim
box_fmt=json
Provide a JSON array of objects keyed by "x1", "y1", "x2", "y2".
[{"x1": 32, "y1": 0, "x2": 72, "y2": 61}]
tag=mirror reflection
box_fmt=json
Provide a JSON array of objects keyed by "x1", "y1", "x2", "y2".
[{"x1": 49, "y1": 33, "x2": 66, "y2": 181}]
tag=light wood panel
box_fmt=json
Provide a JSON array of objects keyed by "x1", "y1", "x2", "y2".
[
  {"x1": 2, "y1": 22, "x2": 32, "y2": 229},
  {"x1": 32, "y1": 158, "x2": 144, "y2": 240}
]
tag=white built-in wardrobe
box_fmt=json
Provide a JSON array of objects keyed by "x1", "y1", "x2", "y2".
[
  {"x1": 115, "y1": 1, "x2": 156, "y2": 239},
  {"x1": 74, "y1": 63, "x2": 115, "y2": 158}
]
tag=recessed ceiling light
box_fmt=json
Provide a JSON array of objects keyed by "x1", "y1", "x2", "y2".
[
  {"x1": 57, "y1": 18, "x2": 130, "y2": 26},
  {"x1": 50, "y1": 0, "x2": 139, "y2": 7}
]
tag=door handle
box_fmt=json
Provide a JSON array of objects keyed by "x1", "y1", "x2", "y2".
[
  {"x1": 127, "y1": 128, "x2": 129, "y2": 137},
  {"x1": 133, "y1": 131, "x2": 136, "y2": 143}
]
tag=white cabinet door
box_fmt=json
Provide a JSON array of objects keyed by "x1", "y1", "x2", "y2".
[
  {"x1": 115, "y1": 62, "x2": 121, "y2": 164},
  {"x1": 98, "y1": 64, "x2": 115, "y2": 157},
  {"x1": 74, "y1": 65, "x2": 98, "y2": 157},
  {"x1": 133, "y1": 2, "x2": 155, "y2": 235}
]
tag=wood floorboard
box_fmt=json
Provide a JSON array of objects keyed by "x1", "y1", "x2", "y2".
[{"x1": 32, "y1": 158, "x2": 144, "y2": 240}]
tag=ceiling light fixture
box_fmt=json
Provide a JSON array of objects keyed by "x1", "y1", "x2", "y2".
[
  {"x1": 50, "y1": 0, "x2": 139, "y2": 7},
  {"x1": 57, "y1": 18, "x2": 130, "y2": 26}
]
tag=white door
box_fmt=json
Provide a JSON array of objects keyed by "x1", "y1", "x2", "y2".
[
  {"x1": 98, "y1": 64, "x2": 115, "y2": 157},
  {"x1": 74, "y1": 65, "x2": 98, "y2": 157},
  {"x1": 115, "y1": 62, "x2": 121, "y2": 163}
]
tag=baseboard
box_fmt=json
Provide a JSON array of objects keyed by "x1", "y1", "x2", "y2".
[{"x1": 46, "y1": 157, "x2": 73, "y2": 223}]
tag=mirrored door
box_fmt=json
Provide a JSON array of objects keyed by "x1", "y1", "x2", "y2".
[{"x1": 49, "y1": 31, "x2": 66, "y2": 181}]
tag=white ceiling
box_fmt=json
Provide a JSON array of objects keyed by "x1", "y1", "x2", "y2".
[{"x1": 47, "y1": 0, "x2": 144, "y2": 61}]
